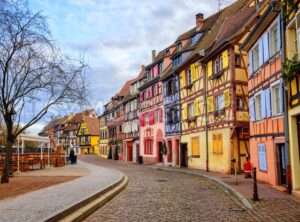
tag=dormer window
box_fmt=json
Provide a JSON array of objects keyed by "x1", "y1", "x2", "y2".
[
  {"x1": 165, "y1": 49, "x2": 170, "y2": 56},
  {"x1": 176, "y1": 42, "x2": 182, "y2": 51},
  {"x1": 172, "y1": 55, "x2": 182, "y2": 68}
]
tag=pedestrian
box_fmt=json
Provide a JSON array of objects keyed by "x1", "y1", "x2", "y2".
[
  {"x1": 244, "y1": 156, "x2": 252, "y2": 178},
  {"x1": 69, "y1": 148, "x2": 75, "y2": 164},
  {"x1": 74, "y1": 147, "x2": 77, "y2": 164}
]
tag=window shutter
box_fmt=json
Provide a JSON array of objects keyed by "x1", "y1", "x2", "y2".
[
  {"x1": 263, "y1": 33, "x2": 269, "y2": 63},
  {"x1": 249, "y1": 51, "x2": 253, "y2": 76},
  {"x1": 191, "y1": 64, "x2": 196, "y2": 82},
  {"x1": 182, "y1": 104, "x2": 188, "y2": 120},
  {"x1": 140, "y1": 92, "x2": 144, "y2": 102},
  {"x1": 277, "y1": 17, "x2": 281, "y2": 50},
  {"x1": 222, "y1": 50, "x2": 229, "y2": 69},
  {"x1": 224, "y1": 89, "x2": 230, "y2": 107},
  {"x1": 265, "y1": 88, "x2": 271, "y2": 117},
  {"x1": 261, "y1": 90, "x2": 266, "y2": 118},
  {"x1": 259, "y1": 38, "x2": 264, "y2": 67},
  {"x1": 280, "y1": 82, "x2": 283, "y2": 114},
  {"x1": 194, "y1": 100, "x2": 199, "y2": 116},
  {"x1": 140, "y1": 114, "x2": 144, "y2": 127},
  {"x1": 180, "y1": 70, "x2": 186, "y2": 87},
  {"x1": 171, "y1": 79, "x2": 176, "y2": 94},
  {"x1": 207, "y1": 60, "x2": 213, "y2": 78},
  {"x1": 159, "y1": 108, "x2": 163, "y2": 122},
  {"x1": 249, "y1": 97, "x2": 255, "y2": 121},
  {"x1": 207, "y1": 96, "x2": 214, "y2": 112}
]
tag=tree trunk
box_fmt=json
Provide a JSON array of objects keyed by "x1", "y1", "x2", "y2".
[{"x1": 1, "y1": 117, "x2": 14, "y2": 183}]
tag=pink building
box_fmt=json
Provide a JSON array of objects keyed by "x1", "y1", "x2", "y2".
[{"x1": 139, "y1": 49, "x2": 173, "y2": 164}]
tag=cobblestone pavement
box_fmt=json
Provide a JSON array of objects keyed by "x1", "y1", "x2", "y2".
[{"x1": 80, "y1": 155, "x2": 257, "y2": 222}]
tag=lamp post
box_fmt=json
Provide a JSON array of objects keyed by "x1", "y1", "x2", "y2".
[{"x1": 8, "y1": 107, "x2": 17, "y2": 176}]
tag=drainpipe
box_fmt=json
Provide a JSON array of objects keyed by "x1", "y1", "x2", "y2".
[
  {"x1": 202, "y1": 62, "x2": 209, "y2": 172},
  {"x1": 178, "y1": 73, "x2": 182, "y2": 168},
  {"x1": 280, "y1": 4, "x2": 292, "y2": 194}
]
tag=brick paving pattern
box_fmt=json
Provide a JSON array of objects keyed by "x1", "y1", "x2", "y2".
[{"x1": 81, "y1": 155, "x2": 256, "y2": 222}]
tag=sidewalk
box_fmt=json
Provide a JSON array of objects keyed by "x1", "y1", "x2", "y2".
[
  {"x1": 148, "y1": 165, "x2": 291, "y2": 200},
  {"x1": 0, "y1": 160, "x2": 123, "y2": 222}
]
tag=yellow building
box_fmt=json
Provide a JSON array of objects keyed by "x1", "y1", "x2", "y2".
[
  {"x1": 178, "y1": 0, "x2": 250, "y2": 172},
  {"x1": 285, "y1": 1, "x2": 300, "y2": 194},
  {"x1": 99, "y1": 115, "x2": 109, "y2": 158},
  {"x1": 77, "y1": 116, "x2": 100, "y2": 155}
]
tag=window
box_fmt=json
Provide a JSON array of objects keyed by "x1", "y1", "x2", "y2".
[
  {"x1": 235, "y1": 55, "x2": 241, "y2": 67},
  {"x1": 145, "y1": 113, "x2": 149, "y2": 125},
  {"x1": 191, "y1": 137, "x2": 200, "y2": 157},
  {"x1": 236, "y1": 97, "x2": 244, "y2": 110},
  {"x1": 167, "y1": 80, "x2": 173, "y2": 96},
  {"x1": 271, "y1": 82, "x2": 282, "y2": 116},
  {"x1": 188, "y1": 103, "x2": 194, "y2": 119},
  {"x1": 165, "y1": 49, "x2": 170, "y2": 56},
  {"x1": 186, "y1": 68, "x2": 192, "y2": 85},
  {"x1": 252, "y1": 44, "x2": 259, "y2": 72},
  {"x1": 258, "y1": 144, "x2": 267, "y2": 171},
  {"x1": 191, "y1": 35, "x2": 197, "y2": 45},
  {"x1": 215, "y1": 94, "x2": 224, "y2": 111},
  {"x1": 144, "y1": 139, "x2": 153, "y2": 154},
  {"x1": 254, "y1": 93, "x2": 262, "y2": 120},
  {"x1": 81, "y1": 128, "x2": 86, "y2": 134},
  {"x1": 167, "y1": 109, "x2": 174, "y2": 124},
  {"x1": 213, "y1": 134, "x2": 223, "y2": 154},
  {"x1": 213, "y1": 56, "x2": 223, "y2": 74},
  {"x1": 155, "y1": 110, "x2": 160, "y2": 123},
  {"x1": 159, "y1": 62, "x2": 163, "y2": 74},
  {"x1": 269, "y1": 23, "x2": 279, "y2": 56},
  {"x1": 172, "y1": 55, "x2": 182, "y2": 67},
  {"x1": 176, "y1": 42, "x2": 182, "y2": 51}
]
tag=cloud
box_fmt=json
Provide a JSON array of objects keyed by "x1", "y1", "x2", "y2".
[{"x1": 26, "y1": 0, "x2": 235, "y2": 132}]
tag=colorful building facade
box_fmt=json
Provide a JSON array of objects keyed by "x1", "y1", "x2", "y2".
[
  {"x1": 241, "y1": 2, "x2": 287, "y2": 186},
  {"x1": 99, "y1": 115, "x2": 109, "y2": 158},
  {"x1": 123, "y1": 67, "x2": 145, "y2": 163},
  {"x1": 139, "y1": 51, "x2": 166, "y2": 164}
]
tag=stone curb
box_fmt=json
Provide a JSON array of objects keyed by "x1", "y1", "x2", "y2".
[{"x1": 44, "y1": 174, "x2": 128, "y2": 222}]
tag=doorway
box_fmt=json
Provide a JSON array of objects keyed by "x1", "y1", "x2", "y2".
[
  {"x1": 127, "y1": 143, "x2": 133, "y2": 162},
  {"x1": 158, "y1": 142, "x2": 163, "y2": 163},
  {"x1": 276, "y1": 143, "x2": 287, "y2": 185},
  {"x1": 181, "y1": 143, "x2": 188, "y2": 167}
]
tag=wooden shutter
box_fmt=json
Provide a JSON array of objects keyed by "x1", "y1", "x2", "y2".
[
  {"x1": 277, "y1": 17, "x2": 281, "y2": 50},
  {"x1": 192, "y1": 137, "x2": 199, "y2": 156},
  {"x1": 261, "y1": 90, "x2": 266, "y2": 118},
  {"x1": 222, "y1": 50, "x2": 229, "y2": 69},
  {"x1": 140, "y1": 114, "x2": 144, "y2": 127},
  {"x1": 182, "y1": 104, "x2": 188, "y2": 120},
  {"x1": 259, "y1": 38, "x2": 263, "y2": 67},
  {"x1": 263, "y1": 32, "x2": 269, "y2": 62},
  {"x1": 265, "y1": 88, "x2": 271, "y2": 117},
  {"x1": 180, "y1": 70, "x2": 186, "y2": 87},
  {"x1": 249, "y1": 51, "x2": 253, "y2": 76},
  {"x1": 249, "y1": 97, "x2": 255, "y2": 121},
  {"x1": 191, "y1": 63, "x2": 196, "y2": 82},
  {"x1": 159, "y1": 108, "x2": 163, "y2": 122},
  {"x1": 207, "y1": 96, "x2": 214, "y2": 113},
  {"x1": 140, "y1": 92, "x2": 144, "y2": 102},
  {"x1": 224, "y1": 89, "x2": 230, "y2": 107},
  {"x1": 207, "y1": 60, "x2": 213, "y2": 78},
  {"x1": 194, "y1": 100, "x2": 199, "y2": 116}
]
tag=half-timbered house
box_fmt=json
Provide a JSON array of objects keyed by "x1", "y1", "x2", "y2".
[
  {"x1": 202, "y1": 5, "x2": 255, "y2": 173},
  {"x1": 240, "y1": 1, "x2": 288, "y2": 187},
  {"x1": 99, "y1": 114, "x2": 109, "y2": 158},
  {"x1": 139, "y1": 50, "x2": 168, "y2": 164},
  {"x1": 123, "y1": 66, "x2": 146, "y2": 163}
]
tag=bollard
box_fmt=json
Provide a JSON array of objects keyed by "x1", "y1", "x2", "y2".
[{"x1": 253, "y1": 167, "x2": 259, "y2": 201}]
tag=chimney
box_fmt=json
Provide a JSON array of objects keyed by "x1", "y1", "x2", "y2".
[
  {"x1": 152, "y1": 50, "x2": 156, "y2": 62},
  {"x1": 141, "y1": 64, "x2": 145, "y2": 72},
  {"x1": 196, "y1": 13, "x2": 204, "y2": 28}
]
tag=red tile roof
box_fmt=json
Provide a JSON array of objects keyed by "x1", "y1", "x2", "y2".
[
  {"x1": 83, "y1": 116, "x2": 99, "y2": 136},
  {"x1": 118, "y1": 78, "x2": 136, "y2": 97}
]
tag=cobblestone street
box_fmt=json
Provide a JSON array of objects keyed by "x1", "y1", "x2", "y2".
[{"x1": 80, "y1": 155, "x2": 256, "y2": 222}]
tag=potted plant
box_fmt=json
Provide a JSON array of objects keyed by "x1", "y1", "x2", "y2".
[{"x1": 282, "y1": 55, "x2": 300, "y2": 82}]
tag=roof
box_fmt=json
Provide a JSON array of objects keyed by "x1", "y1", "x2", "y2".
[
  {"x1": 160, "y1": 9, "x2": 223, "y2": 80},
  {"x1": 211, "y1": 6, "x2": 257, "y2": 53},
  {"x1": 38, "y1": 115, "x2": 66, "y2": 136},
  {"x1": 83, "y1": 117, "x2": 99, "y2": 136},
  {"x1": 64, "y1": 124, "x2": 79, "y2": 132}
]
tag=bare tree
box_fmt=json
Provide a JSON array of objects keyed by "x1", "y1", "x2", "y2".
[{"x1": 0, "y1": 1, "x2": 87, "y2": 183}]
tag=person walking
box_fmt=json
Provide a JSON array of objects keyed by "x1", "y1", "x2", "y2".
[{"x1": 69, "y1": 148, "x2": 75, "y2": 164}]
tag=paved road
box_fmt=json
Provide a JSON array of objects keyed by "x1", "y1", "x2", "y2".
[{"x1": 80, "y1": 155, "x2": 255, "y2": 222}]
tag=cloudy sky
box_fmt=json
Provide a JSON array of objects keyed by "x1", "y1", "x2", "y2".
[{"x1": 27, "y1": 0, "x2": 235, "y2": 134}]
